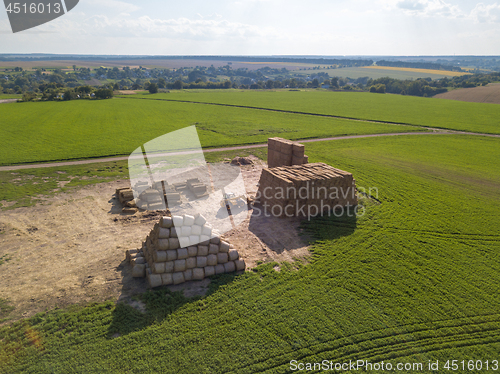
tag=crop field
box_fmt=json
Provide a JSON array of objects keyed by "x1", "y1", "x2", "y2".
[
  {"x1": 291, "y1": 66, "x2": 456, "y2": 80},
  {"x1": 434, "y1": 82, "x2": 500, "y2": 104},
  {"x1": 362, "y1": 66, "x2": 470, "y2": 77},
  {"x1": 137, "y1": 89, "x2": 500, "y2": 134},
  {"x1": 1, "y1": 134, "x2": 499, "y2": 373},
  {"x1": 0, "y1": 97, "x2": 423, "y2": 166}
]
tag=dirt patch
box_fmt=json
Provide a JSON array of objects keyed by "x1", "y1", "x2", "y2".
[
  {"x1": 0, "y1": 157, "x2": 310, "y2": 323},
  {"x1": 434, "y1": 83, "x2": 500, "y2": 104}
]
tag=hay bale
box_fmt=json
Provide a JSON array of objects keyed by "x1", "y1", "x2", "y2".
[
  {"x1": 224, "y1": 261, "x2": 236, "y2": 273},
  {"x1": 171, "y1": 272, "x2": 184, "y2": 285},
  {"x1": 159, "y1": 228, "x2": 170, "y2": 239},
  {"x1": 148, "y1": 273, "x2": 162, "y2": 288},
  {"x1": 154, "y1": 251, "x2": 167, "y2": 262},
  {"x1": 132, "y1": 264, "x2": 146, "y2": 278},
  {"x1": 191, "y1": 225, "x2": 202, "y2": 236},
  {"x1": 126, "y1": 249, "x2": 138, "y2": 262},
  {"x1": 165, "y1": 261, "x2": 174, "y2": 273},
  {"x1": 160, "y1": 216, "x2": 173, "y2": 228},
  {"x1": 179, "y1": 237, "x2": 190, "y2": 248},
  {"x1": 196, "y1": 256, "x2": 207, "y2": 268},
  {"x1": 187, "y1": 246, "x2": 198, "y2": 257},
  {"x1": 228, "y1": 249, "x2": 239, "y2": 261},
  {"x1": 153, "y1": 262, "x2": 165, "y2": 274},
  {"x1": 210, "y1": 235, "x2": 220, "y2": 245},
  {"x1": 148, "y1": 202, "x2": 165, "y2": 210},
  {"x1": 201, "y1": 225, "x2": 212, "y2": 237},
  {"x1": 132, "y1": 257, "x2": 145, "y2": 265},
  {"x1": 161, "y1": 273, "x2": 173, "y2": 286},
  {"x1": 170, "y1": 227, "x2": 178, "y2": 238},
  {"x1": 183, "y1": 215, "x2": 195, "y2": 226},
  {"x1": 204, "y1": 266, "x2": 215, "y2": 277},
  {"x1": 219, "y1": 241, "x2": 230, "y2": 253},
  {"x1": 181, "y1": 226, "x2": 192, "y2": 237},
  {"x1": 207, "y1": 254, "x2": 217, "y2": 266},
  {"x1": 189, "y1": 235, "x2": 200, "y2": 246},
  {"x1": 235, "y1": 259, "x2": 246, "y2": 271},
  {"x1": 177, "y1": 248, "x2": 188, "y2": 260},
  {"x1": 184, "y1": 269, "x2": 193, "y2": 281},
  {"x1": 174, "y1": 259, "x2": 186, "y2": 272},
  {"x1": 122, "y1": 207, "x2": 138, "y2": 214},
  {"x1": 200, "y1": 235, "x2": 210, "y2": 245},
  {"x1": 186, "y1": 257, "x2": 196, "y2": 269},
  {"x1": 158, "y1": 239, "x2": 169, "y2": 251},
  {"x1": 172, "y1": 215, "x2": 184, "y2": 227},
  {"x1": 194, "y1": 214, "x2": 207, "y2": 226},
  {"x1": 166, "y1": 250, "x2": 177, "y2": 261},
  {"x1": 217, "y1": 252, "x2": 229, "y2": 264},
  {"x1": 125, "y1": 199, "x2": 137, "y2": 208},
  {"x1": 198, "y1": 245, "x2": 209, "y2": 256},
  {"x1": 209, "y1": 244, "x2": 219, "y2": 254},
  {"x1": 192, "y1": 268, "x2": 205, "y2": 280},
  {"x1": 215, "y1": 264, "x2": 225, "y2": 275},
  {"x1": 168, "y1": 238, "x2": 180, "y2": 250}
]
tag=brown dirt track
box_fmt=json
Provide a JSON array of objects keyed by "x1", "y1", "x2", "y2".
[{"x1": 434, "y1": 83, "x2": 500, "y2": 104}]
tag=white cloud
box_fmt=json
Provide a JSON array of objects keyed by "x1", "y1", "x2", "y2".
[
  {"x1": 471, "y1": 3, "x2": 500, "y2": 23},
  {"x1": 393, "y1": 0, "x2": 463, "y2": 18},
  {"x1": 86, "y1": 0, "x2": 140, "y2": 13}
]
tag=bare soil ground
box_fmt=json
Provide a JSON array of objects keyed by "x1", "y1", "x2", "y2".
[
  {"x1": 0, "y1": 157, "x2": 309, "y2": 323},
  {"x1": 434, "y1": 83, "x2": 500, "y2": 104}
]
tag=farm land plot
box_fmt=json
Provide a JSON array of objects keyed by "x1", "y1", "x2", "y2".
[{"x1": 1, "y1": 134, "x2": 499, "y2": 373}]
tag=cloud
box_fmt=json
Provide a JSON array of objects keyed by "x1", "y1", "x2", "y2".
[
  {"x1": 86, "y1": 0, "x2": 140, "y2": 13},
  {"x1": 392, "y1": 0, "x2": 462, "y2": 18},
  {"x1": 471, "y1": 3, "x2": 500, "y2": 23}
]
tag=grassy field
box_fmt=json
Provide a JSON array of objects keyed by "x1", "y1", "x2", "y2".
[
  {"x1": 291, "y1": 66, "x2": 459, "y2": 80},
  {"x1": 0, "y1": 94, "x2": 21, "y2": 100},
  {"x1": 362, "y1": 66, "x2": 469, "y2": 77},
  {"x1": 1, "y1": 134, "x2": 499, "y2": 373},
  {"x1": 0, "y1": 98, "x2": 422, "y2": 166},
  {"x1": 136, "y1": 90, "x2": 500, "y2": 134}
]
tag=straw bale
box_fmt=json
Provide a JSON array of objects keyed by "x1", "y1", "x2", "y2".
[
  {"x1": 166, "y1": 250, "x2": 177, "y2": 261},
  {"x1": 204, "y1": 266, "x2": 215, "y2": 277},
  {"x1": 217, "y1": 252, "x2": 229, "y2": 264},
  {"x1": 174, "y1": 259, "x2": 186, "y2": 272},
  {"x1": 194, "y1": 214, "x2": 207, "y2": 226},
  {"x1": 168, "y1": 238, "x2": 180, "y2": 249},
  {"x1": 148, "y1": 273, "x2": 162, "y2": 288},
  {"x1": 209, "y1": 244, "x2": 219, "y2": 254},
  {"x1": 164, "y1": 261, "x2": 174, "y2": 273},
  {"x1": 177, "y1": 248, "x2": 188, "y2": 260},
  {"x1": 132, "y1": 264, "x2": 146, "y2": 278},
  {"x1": 183, "y1": 215, "x2": 195, "y2": 226},
  {"x1": 186, "y1": 257, "x2": 196, "y2": 269},
  {"x1": 172, "y1": 272, "x2": 185, "y2": 285},
  {"x1": 207, "y1": 254, "x2": 217, "y2": 266},
  {"x1": 187, "y1": 246, "x2": 198, "y2": 257},
  {"x1": 192, "y1": 268, "x2": 204, "y2": 280},
  {"x1": 161, "y1": 273, "x2": 173, "y2": 286},
  {"x1": 219, "y1": 241, "x2": 230, "y2": 253},
  {"x1": 154, "y1": 251, "x2": 167, "y2": 262},
  {"x1": 160, "y1": 216, "x2": 173, "y2": 228},
  {"x1": 215, "y1": 264, "x2": 225, "y2": 275},
  {"x1": 224, "y1": 261, "x2": 236, "y2": 273},
  {"x1": 197, "y1": 245, "x2": 209, "y2": 256},
  {"x1": 184, "y1": 269, "x2": 193, "y2": 281},
  {"x1": 196, "y1": 256, "x2": 207, "y2": 268},
  {"x1": 235, "y1": 259, "x2": 246, "y2": 271},
  {"x1": 228, "y1": 249, "x2": 239, "y2": 261}
]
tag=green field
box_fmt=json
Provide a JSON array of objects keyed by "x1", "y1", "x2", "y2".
[
  {"x1": 1, "y1": 134, "x2": 499, "y2": 373},
  {"x1": 0, "y1": 98, "x2": 422, "y2": 166},
  {"x1": 0, "y1": 94, "x2": 21, "y2": 100},
  {"x1": 291, "y1": 66, "x2": 455, "y2": 80},
  {"x1": 135, "y1": 90, "x2": 500, "y2": 134}
]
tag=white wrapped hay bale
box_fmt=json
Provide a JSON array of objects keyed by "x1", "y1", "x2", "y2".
[
  {"x1": 165, "y1": 261, "x2": 174, "y2": 273},
  {"x1": 172, "y1": 272, "x2": 185, "y2": 285},
  {"x1": 187, "y1": 246, "x2": 198, "y2": 257},
  {"x1": 184, "y1": 269, "x2": 193, "y2": 281},
  {"x1": 159, "y1": 227, "x2": 170, "y2": 239},
  {"x1": 186, "y1": 257, "x2": 196, "y2": 269},
  {"x1": 174, "y1": 259, "x2": 186, "y2": 272},
  {"x1": 172, "y1": 216, "x2": 184, "y2": 227},
  {"x1": 160, "y1": 216, "x2": 173, "y2": 228},
  {"x1": 194, "y1": 214, "x2": 207, "y2": 226},
  {"x1": 209, "y1": 244, "x2": 219, "y2": 255},
  {"x1": 228, "y1": 249, "x2": 239, "y2": 261},
  {"x1": 153, "y1": 262, "x2": 166, "y2": 274},
  {"x1": 179, "y1": 236, "x2": 190, "y2": 248},
  {"x1": 201, "y1": 224, "x2": 212, "y2": 237},
  {"x1": 148, "y1": 273, "x2": 162, "y2": 288},
  {"x1": 207, "y1": 254, "x2": 217, "y2": 266},
  {"x1": 235, "y1": 259, "x2": 246, "y2": 271},
  {"x1": 154, "y1": 251, "x2": 167, "y2": 262},
  {"x1": 189, "y1": 235, "x2": 200, "y2": 246},
  {"x1": 132, "y1": 264, "x2": 146, "y2": 278},
  {"x1": 191, "y1": 225, "x2": 202, "y2": 236},
  {"x1": 217, "y1": 252, "x2": 229, "y2": 264},
  {"x1": 224, "y1": 261, "x2": 236, "y2": 273},
  {"x1": 204, "y1": 266, "x2": 215, "y2": 277},
  {"x1": 161, "y1": 273, "x2": 173, "y2": 286},
  {"x1": 158, "y1": 239, "x2": 169, "y2": 250},
  {"x1": 181, "y1": 226, "x2": 192, "y2": 237},
  {"x1": 183, "y1": 215, "x2": 195, "y2": 226},
  {"x1": 177, "y1": 248, "x2": 188, "y2": 260},
  {"x1": 192, "y1": 267, "x2": 205, "y2": 280},
  {"x1": 168, "y1": 238, "x2": 180, "y2": 250},
  {"x1": 196, "y1": 256, "x2": 208, "y2": 268},
  {"x1": 166, "y1": 250, "x2": 177, "y2": 261},
  {"x1": 219, "y1": 241, "x2": 230, "y2": 253},
  {"x1": 215, "y1": 264, "x2": 225, "y2": 275},
  {"x1": 197, "y1": 245, "x2": 209, "y2": 256}
]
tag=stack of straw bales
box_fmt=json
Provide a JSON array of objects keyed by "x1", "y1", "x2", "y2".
[
  {"x1": 267, "y1": 137, "x2": 309, "y2": 168},
  {"x1": 127, "y1": 214, "x2": 246, "y2": 288}
]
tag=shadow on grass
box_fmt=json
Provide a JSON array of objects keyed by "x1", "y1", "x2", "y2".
[{"x1": 300, "y1": 206, "x2": 358, "y2": 243}]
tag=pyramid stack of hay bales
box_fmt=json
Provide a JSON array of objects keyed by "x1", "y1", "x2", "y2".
[
  {"x1": 267, "y1": 137, "x2": 308, "y2": 168},
  {"x1": 126, "y1": 214, "x2": 246, "y2": 288}
]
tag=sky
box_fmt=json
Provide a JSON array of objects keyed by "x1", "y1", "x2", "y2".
[{"x1": 1, "y1": 0, "x2": 500, "y2": 55}]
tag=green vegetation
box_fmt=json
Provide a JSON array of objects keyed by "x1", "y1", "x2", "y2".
[
  {"x1": 0, "y1": 298, "x2": 14, "y2": 323},
  {"x1": 1, "y1": 134, "x2": 499, "y2": 373},
  {"x1": 0, "y1": 97, "x2": 422, "y2": 166},
  {"x1": 141, "y1": 90, "x2": 500, "y2": 134},
  {"x1": 0, "y1": 94, "x2": 21, "y2": 100}
]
